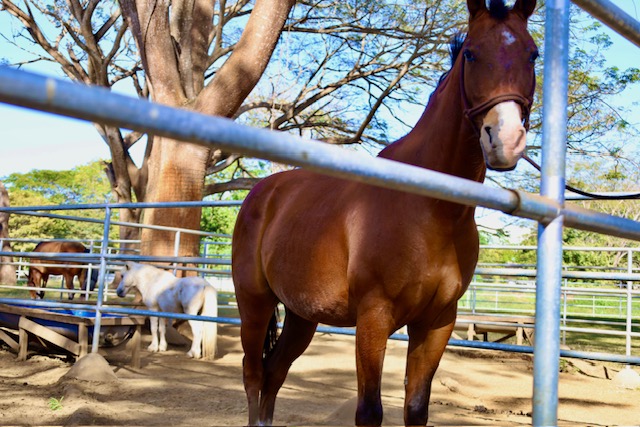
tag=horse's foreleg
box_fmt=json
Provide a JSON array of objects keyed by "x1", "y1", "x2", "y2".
[
  {"x1": 148, "y1": 316, "x2": 160, "y2": 352},
  {"x1": 63, "y1": 273, "x2": 75, "y2": 300},
  {"x1": 355, "y1": 304, "x2": 395, "y2": 426},
  {"x1": 41, "y1": 273, "x2": 49, "y2": 299},
  {"x1": 260, "y1": 309, "x2": 317, "y2": 425},
  {"x1": 404, "y1": 309, "x2": 456, "y2": 426},
  {"x1": 158, "y1": 316, "x2": 168, "y2": 351}
]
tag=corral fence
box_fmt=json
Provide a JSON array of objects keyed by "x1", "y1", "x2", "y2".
[
  {"x1": 1, "y1": 211, "x2": 638, "y2": 356},
  {"x1": 1, "y1": 0, "x2": 640, "y2": 424}
]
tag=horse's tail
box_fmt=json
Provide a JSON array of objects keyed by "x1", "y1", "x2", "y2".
[
  {"x1": 263, "y1": 305, "x2": 280, "y2": 359},
  {"x1": 201, "y1": 285, "x2": 218, "y2": 359}
]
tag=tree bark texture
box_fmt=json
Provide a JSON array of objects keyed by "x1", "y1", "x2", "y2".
[{"x1": 0, "y1": 182, "x2": 17, "y2": 285}]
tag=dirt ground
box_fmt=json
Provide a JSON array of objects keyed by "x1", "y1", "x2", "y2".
[{"x1": 0, "y1": 323, "x2": 639, "y2": 426}]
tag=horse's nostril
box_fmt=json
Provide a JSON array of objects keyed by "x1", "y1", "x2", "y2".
[{"x1": 484, "y1": 126, "x2": 494, "y2": 148}]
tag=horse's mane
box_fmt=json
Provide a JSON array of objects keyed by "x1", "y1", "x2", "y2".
[{"x1": 435, "y1": 33, "x2": 466, "y2": 88}]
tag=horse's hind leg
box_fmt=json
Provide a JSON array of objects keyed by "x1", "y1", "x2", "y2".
[
  {"x1": 260, "y1": 308, "x2": 317, "y2": 425},
  {"x1": 184, "y1": 291, "x2": 205, "y2": 358},
  {"x1": 237, "y1": 292, "x2": 279, "y2": 426},
  {"x1": 404, "y1": 310, "x2": 456, "y2": 426},
  {"x1": 186, "y1": 319, "x2": 203, "y2": 358},
  {"x1": 38, "y1": 273, "x2": 49, "y2": 299}
]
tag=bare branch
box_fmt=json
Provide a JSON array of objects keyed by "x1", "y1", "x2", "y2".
[
  {"x1": 203, "y1": 178, "x2": 261, "y2": 196},
  {"x1": 206, "y1": 153, "x2": 242, "y2": 175},
  {"x1": 195, "y1": 0, "x2": 296, "y2": 117},
  {"x1": 95, "y1": 10, "x2": 122, "y2": 41}
]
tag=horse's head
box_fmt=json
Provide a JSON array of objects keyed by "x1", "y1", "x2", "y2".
[
  {"x1": 27, "y1": 267, "x2": 45, "y2": 299},
  {"x1": 116, "y1": 262, "x2": 138, "y2": 298},
  {"x1": 461, "y1": 0, "x2": 538, "y2": 171}
]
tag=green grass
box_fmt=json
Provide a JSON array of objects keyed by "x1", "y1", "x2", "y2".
[
  {"x1": 460, "y1": 288, "x2": 640, "y2": 318},
  {"x1": 0, "y1": 278, "x2": 87, "y2": 300},
  {"x1": 47, "y1": 397, "x2": 63, "y2": 411}
]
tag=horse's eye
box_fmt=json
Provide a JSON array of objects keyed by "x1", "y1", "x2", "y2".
[
  {"x1": 463, "y1": 49, "x2": 476, "y2": 62},
  {"x1": 529, "y1": 50, "x2": 539, "y2": 63}
]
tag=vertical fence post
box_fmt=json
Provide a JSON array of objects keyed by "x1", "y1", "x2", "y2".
[
  {"x1": 562, "y1": 288, "x2": 567, "y2": 346},
  {"x1": 533, "y1": 0, "x2": 570, "y2": 425},
  {"x1": 91, "y1": 206, "x2": 112, "y2": 353},
  {"x1": 173, "y1": 231, "x2": 181, "y2": 275},
  {"x1": 472, "y1": 285, "x2": 477, "y2": 314},
  {"x1": 84, "y1": 240, "x2": 95, "y2": 300},
  {"x1": 626, "y1": 249, "x2": 633, "y2": 367}
]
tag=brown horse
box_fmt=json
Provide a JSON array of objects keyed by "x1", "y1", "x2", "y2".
[
  {"x1": 28, "y1": 241, "x2": 89, "y2": 300},
  {"x1": 231, "y1": 0, "x2": 538, "y2": 425}
]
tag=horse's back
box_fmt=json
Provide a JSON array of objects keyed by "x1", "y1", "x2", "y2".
[
  {"x1": 33, "y1": 241, "x2": 86, "y2": 254},
  {"x1": 32, "y1": 241, "x2": 86, "y2": 265},
  {"x1": 155, "y1": 276, "x2": 213, "y2": 314},
  {"x1": 30, "y1": 241, "x2": 88, "y2": 275}
]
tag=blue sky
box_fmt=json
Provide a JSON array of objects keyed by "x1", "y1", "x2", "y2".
[{"x1": 1, "y1": 1, "x2": 639, "y2": 179}]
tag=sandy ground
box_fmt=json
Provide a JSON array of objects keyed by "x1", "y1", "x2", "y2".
[{"x1": 0, "y1": 323, "x2": 639, "y2": 426}]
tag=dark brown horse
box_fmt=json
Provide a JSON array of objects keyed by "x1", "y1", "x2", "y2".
[
  {"x1": 28, "y1": 241, "x2": 89, "y2": 300},
  {"x1": 231, "y1": 0, "x2": 538, "y2": 425}
]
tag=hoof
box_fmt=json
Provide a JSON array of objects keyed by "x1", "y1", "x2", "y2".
[{"x1": 186, "y1": 350, "x2": 201, "y2": 359}]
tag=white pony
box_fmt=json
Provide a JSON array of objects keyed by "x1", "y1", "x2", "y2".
[{"x1": 116, "y1": 262, "x2": 218, "y2": 359}]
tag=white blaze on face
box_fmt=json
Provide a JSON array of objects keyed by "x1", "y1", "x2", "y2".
[
  {"x1": 479, "y1": 101, "x2": 527, "y2": 170},
  {"x1": 502, "y1": 30, "x2": 516, "y2": 46}
]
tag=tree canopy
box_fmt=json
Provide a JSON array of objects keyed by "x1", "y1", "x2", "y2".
[
  {"x1": 2, "y1": 161, "x2": 114, "y2": 250},
  {"x1": 1, "y1": 0, "x2": 639, "y2": 252},
  {"x1": 4, "y1": 1, "x2": 637, "y2": 192},
  {"x1": 2, "y1": 161, "x2": 240, "y2": 252}
]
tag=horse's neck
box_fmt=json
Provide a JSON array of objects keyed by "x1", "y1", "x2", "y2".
[{"x1": 379, "y1": 66, "x2": 486, "y2": 182}]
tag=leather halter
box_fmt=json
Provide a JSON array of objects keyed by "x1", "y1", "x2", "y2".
[{"x1": 459, "y1": 55, "x2": 535, "y2": 135}]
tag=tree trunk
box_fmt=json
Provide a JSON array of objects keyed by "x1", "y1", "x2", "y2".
[
  {"x1": 0, "y1": 182, "x2": 17, "y2": 286},
  {"x1": 100, "y1": 125, "x2": 145, "y2": 257},
  {"x1": 121, "y1": 0, "x2": 296, "y2": 264},
  {"x1": 140, "y1": 138, "x2": 210, "y2": 258}
]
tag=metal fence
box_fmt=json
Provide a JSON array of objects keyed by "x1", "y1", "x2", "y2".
[
  {"x1": 3, "y1": 226, "x2": 637, "y2": 349},
  {"x1": 1, "y1": 0, "x2": 640, "y2": 424}
]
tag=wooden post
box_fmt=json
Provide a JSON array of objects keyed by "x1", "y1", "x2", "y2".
[
  {"x1": 467, "y1": 324, "x2": 475, "y2": 341},
  {"x1": 517, "y1": 327, "x2": 524, "y2": 345},
  {"x1": 78, "y1": 324, "x2": 88, "y2": 358},
  {"x1": 17, "y1": 318, "x2": 28, "y2": 361},
  {"x1": 18, "y1": 317, "x2": 80, "y2": 356},
  {"x1": 0, "y1": 328, "x2": 19, "y2": 352}
]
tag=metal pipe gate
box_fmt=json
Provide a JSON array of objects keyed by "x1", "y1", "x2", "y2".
[{"x1": 1, "y1": 1, "x2": 639, "y2": 425}]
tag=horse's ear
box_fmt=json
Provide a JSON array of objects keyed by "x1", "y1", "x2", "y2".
[
  {"x1": 125, "y1": 261, "x2": 133, "y2": 270},
  {"x1": 513, "y1": 0, "x2": 536, "y2": 19},
  {"x1": 467, "y1": 0, "x2": 487, "y2": 18}
]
